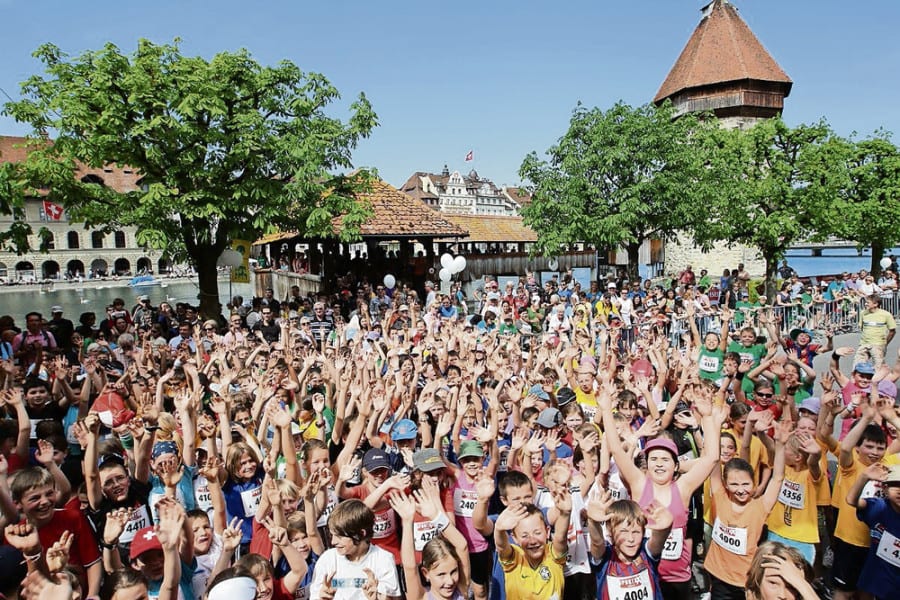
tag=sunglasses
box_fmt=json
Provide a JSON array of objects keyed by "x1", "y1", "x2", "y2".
[{"x1": 755, "y1": 392, "x2": 774, "y2": 398}]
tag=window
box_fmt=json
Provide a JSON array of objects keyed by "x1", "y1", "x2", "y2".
[
  {"x1": 114, "y1": 231, "x2": 126, "y2": 248},
  {"x1": 67, "y1": 231, "x2": 80, "y2": 249},
  {"x1": 91, "y1": 231, "x2": 104, "y2": 249}
]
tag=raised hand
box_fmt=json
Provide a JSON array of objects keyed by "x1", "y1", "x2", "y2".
[
  {"x1": 644, "y1": 501, "x2": 673, "y2": 531},
  {"x1": 221, "y1": 517, "x2": 244, "y2": 554},
  {"x1": 475, "y1": 470, "x2": 496, "y2": 500},
  {"x1": 387, "y1": 490, "x2": 416, "y2": 522},
  {"x1": 361, "y1": 568, "x2": 379, "y2": 600},
  {"x1": 338, "y1": 456, "x2": 362, "y2": 483},
  {"x1": 413, "y1": 477, "x2": 443, "y2": 520},
  {"x1": 262, "y1": 517, "x2": 290, "y2": 547},
  {"x1": 45, "y1": 531, "x2": 73, "y2": 573},
  {"x1": 551, "y1": 486, "x2": 572, "y2": 515},
  {"x1": 5, "y1": 522, "x2": 41, "y2": 554},
  {"x1": 155, "y1": 498, "x2": 186, "y2": 551},
  {"x1": 35, "y1": 439, "x2": 57, "y2": 466},
  {"x1": 103, "y1": 507, "x2": 131, "y2": 545},
  {"x1": 495, "y1": 504, "x2": 528, "y2": 532},
  {"x1": 586, "y1": 489, "x2": 614, "y2": 524},
  {"x1": 319, "y1": 573, "x2": 336, "y2": 600}
]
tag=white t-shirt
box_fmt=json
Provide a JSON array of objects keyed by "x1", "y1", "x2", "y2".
[
  {"x1": 309, "y1": 545, "x2": 400, "y2": 600},
  {"x1": 192, "y1": 534, "x2": 223, "y2": 600}
]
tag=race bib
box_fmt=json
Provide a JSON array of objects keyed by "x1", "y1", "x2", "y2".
[
  {"x1": 372, "y1": 510, "x2": 397, "y2": 539},
  {"x1": 660, "y1": 527, "x2": 684, "y2": 561},
  {"x1": 240, "y1": 485, "x2": 262, "y2": 516},
  {"x1": 778, "y1": 479, "x2": 805, "y2": 509},
  {"x1": 453, "y1": 488, "x2": 478, "y2": 517},
  {"x1": 316, "y1": 488, "x2": 339, "y2": 528},
  {"x1": 678, "y1": 450, "x2": 694, "y2": 463},
  {"x1": 120, "y1": 504, "x2": 150, "y2": 544},
  {"x1": 607, "y1": 568, "x2": 652, "y2": 600},
  {"x1": 699, "y1": 354, "x2": 720, "y2": 372},
  {"x1": 414, "y1": 520, "x2": 440, "y2": 552},
  {"x1": 711, "y1": 518, "x2": 748, "y2": 556},
  {"x1": 581, "y1": 404, "x2": 597, "y2": 423},
  {"x1": 861, "y1": 479, "x2": 884, "y2": 500},
  {"x1": 875, "y1": 530, "x2": 900, "y2": 568},
  {"x1": 498, "y1": 446, "x2": 510, "y2": 472},
  {"x1": 294, "y1": 585, "x2": 310, "y2": 600},
  {"x1": 194, "y1": 477, "x2": 212, "y2": 513}
]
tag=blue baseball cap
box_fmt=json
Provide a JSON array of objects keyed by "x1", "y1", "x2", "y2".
[
  {"x1": 855, "y1": 362, "x2": 876, "y2": 375},
  {"x1": 390, "y1": 419, "x2": 418, "y2": 441},
  {"x1": 528, "y1": 384, "x2": 550, "y2": 401}
]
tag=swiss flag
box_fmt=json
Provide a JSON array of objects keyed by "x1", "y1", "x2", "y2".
[
  {"x1": 43, "y1": 200, "x2": 64, "y2": 221},
  {"x1": 464, "y1": 150, "x2": 474, "y2": 162}
]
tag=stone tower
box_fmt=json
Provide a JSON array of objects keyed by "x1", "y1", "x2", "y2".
[{"x1": 654, "y1": 0, "x2": 793, "y2": 277}]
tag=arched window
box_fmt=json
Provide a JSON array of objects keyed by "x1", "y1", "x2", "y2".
[
  {"x1": 80, "y1": 174, "x2": 105, "y2": 186},
  {"x1": 91, "y1": 231, "x2": 104, "y2": 249},
  {"x1": 114, "y1": 231, "x2": 126, "y2": 248},
  {"x1": 67, "y1": 231, "x2": 80, "y2": 249}
]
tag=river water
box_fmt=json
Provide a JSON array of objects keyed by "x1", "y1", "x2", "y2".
[{"x1": 0, "y1": 278, "x2": 254, "y2": 321}]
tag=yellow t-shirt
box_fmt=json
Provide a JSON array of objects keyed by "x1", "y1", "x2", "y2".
[
  {"x1": 832, "y1": 449, "x2": 900, "y2": 547},
  {"x1": 575, "y1": 387, "x2": 598, "y2": 423},
  {"x1": 766, "y1": 465, "x2": 820, "y2": 544},
  {"x1": 500, "y1": 543, "x2": 566, "y2": 600},
  {"x1": 814, "y1": 439, "x2": 832, "y2": 506}
]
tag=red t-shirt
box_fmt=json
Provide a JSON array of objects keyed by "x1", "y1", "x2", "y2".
[{"x1": 343, "y1": 485, "x2": 401, "y2": 564}]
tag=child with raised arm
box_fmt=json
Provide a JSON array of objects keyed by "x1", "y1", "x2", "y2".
[
  {"x1": 585, "y1": 494, "x2": 674, "y2": 600},
  {"x1": 494, "y1": 488, "x2": 571, "y2": 600}
]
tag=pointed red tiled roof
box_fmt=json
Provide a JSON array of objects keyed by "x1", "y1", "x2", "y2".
[
  {"x1": 338, "y1": 179, "x2": 466, "y2": 237},
  {"x1": 654, "y1": 0, "x2": 791, "y2": 104}
]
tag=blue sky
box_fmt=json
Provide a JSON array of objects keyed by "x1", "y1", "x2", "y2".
[{"x1": 1, "y1": 0, "x2": 898, "y2": 188}]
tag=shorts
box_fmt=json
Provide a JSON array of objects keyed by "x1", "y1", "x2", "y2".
[
  {"x1": 766, "y1": 531, "x2": 816, "y2": 565},
  {"x1": 830, "y1": 538, "x2": 868, "y2": 591},
  {"x1": 710, "y1": 574, "x2": 745, "y2": 600},
  {"x1": 470, "y1": 548, "x2": 493, "y2": 587}
]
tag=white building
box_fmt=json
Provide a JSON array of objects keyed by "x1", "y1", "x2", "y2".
[{"x1": 400, "y1": 166, "x2": 525, "y2": 217}]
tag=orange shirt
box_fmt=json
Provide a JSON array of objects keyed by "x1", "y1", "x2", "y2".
[{"x1": 704, "y1": 489, "x2": 769, "y2": 587}]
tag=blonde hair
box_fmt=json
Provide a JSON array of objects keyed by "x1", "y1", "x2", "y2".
[
  {"x1": 746, "y1": 541, "x2": 813, "y2": 599},
  {"x1": 605, "y1": 500, "x2": 647, "y2": 539}
]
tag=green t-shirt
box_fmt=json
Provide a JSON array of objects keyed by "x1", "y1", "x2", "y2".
[
  {"x1": 698, "y1": 346, "x2": 725, "y2": 381},
  {"x1": 728, "y1": 341, "x2": 767, "y2": 394}
]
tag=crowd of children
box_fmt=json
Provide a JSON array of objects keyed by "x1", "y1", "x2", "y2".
[{"x1": 0, "y1": 269, "x2": 899, "y2": 600}]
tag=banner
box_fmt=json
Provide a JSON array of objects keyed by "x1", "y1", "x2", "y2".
[{"x1": 230, "y1": 239, "x2": 251, "y2": 283}]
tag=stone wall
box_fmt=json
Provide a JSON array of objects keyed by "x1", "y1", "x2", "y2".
[{"x1": 663, "y1": 232, "x2": 766, "y2": 280}]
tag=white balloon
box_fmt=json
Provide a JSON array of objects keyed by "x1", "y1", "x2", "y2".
[
  {"x1": 439, "y1": 267, "x2": 452, "y2": 282},
  {"x1": 880, "y1": 257, "x2": 892, "y2": 269},
  {"x1": 383, "y1": 274, "x2": 396, "y2": 289},
  {"x1": 548, "y1": 258, "x2": 559, "y2": 271},
  {"x1": 440, "y1": 253, "x2": 454, "y2": 269},
  {"x1": 452, "y1": 255, "x2": 467, "y2": 274}
]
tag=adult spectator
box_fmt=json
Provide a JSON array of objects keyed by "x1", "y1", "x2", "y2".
[
  {"x1": 856, "y1": 294, "x2": 896, "y2": 368},
  {"x1": 13, "y1": 311, "x2": 56, "y2": 371},
  {"x1": 46, "y1": 306, "x2": 74, "y2": 352}
]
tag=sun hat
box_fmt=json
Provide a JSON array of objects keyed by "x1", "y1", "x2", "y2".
[{"x1": 458, "y1": 440, "x2": 485, "y2": 460}]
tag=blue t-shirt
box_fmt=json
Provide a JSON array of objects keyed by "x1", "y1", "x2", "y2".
[
  {"x1": 223, "y1": 467, "x2": 264, "y2": 543},
  {"x1": 857, "y1": 497, "x2": 900, "y2": 599},
  {"x1": 148, "y1": 559, "x2": 196, "y2": 600},
  {"x1": 592, "y1": 541, "x2": 663, "y2": 600},
  {"x1": 148, "y1": 464, "x2": 197, "y2": 523}
]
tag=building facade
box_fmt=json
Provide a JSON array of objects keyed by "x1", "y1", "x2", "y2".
[
  {"x1": 400, "y1": 166, "x2": 523, "y2": 216},
  {"x1": 0, "y1": 136, "x2": 168, "y2": 282}
]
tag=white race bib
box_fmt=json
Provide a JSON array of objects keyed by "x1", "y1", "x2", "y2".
[
  {"x1": 453, "y1": 488, "x2": 478, "y2": 517},
  {"x1": 861, "y1": 479, "x2": 885, "y2": 500},
  {"x1": 193, "y1": 477, "x2": 212, "y2": 513},
  {"x1": 120, "y1": 504, "x2": 150, "y2": 544},
  {"x1": 661, "y1": 527, "x2": 684, "y2": 561},
  {"x1": 240, "y1": 485, "x2": 262, "y2": 516},
  {"x1": 711, "y1": 518, "x2": 749, "y2": 556},
  {"x1": 414, "y1": 520, "x2": 440, "y2": 552},
  {"x1": 699, "y1": 354, "x2": 720, "y2": 372},
  {"x1": 372, "y1": 510, "x2": 396, "y2": 539},
  {"x1": 875, "y1": 530, "x2": 900, "y2": 568},
  {"x1": 778, "y1": 479, "x2": 805, "y2": 509},
  {"x1": 607, "y1": 568, "x2": 653, "y2": 600},
  {"x1": 316, "y1": 488, "x2": 339, "y2": 528},
  {"x1": 581, "y1": 404, "x2": 598, "y2": 423}
]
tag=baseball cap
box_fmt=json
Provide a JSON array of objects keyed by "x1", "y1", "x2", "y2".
[
  {"x1": 363, "y1": 448, "x2": 391, "y2": 472},
  {"x1": 129, "y1": 526, "x2": 162, "y2": 560},
  {"x1": 138, "y1": 295, "x2": 149, "y2": 302},
  {"x1": 50, "y1": 305, "x2": 63, "y2": 314},
  {"x1": 528, "y1": 384, "x2": 550, "y2": 402},
  {"x1": 413, "y1": 448, "x2": 444, "y2": 472},
  {"x1": 607, "y1": 282, "x2": 617, "y2": 288},
  {"x1": 536, "y1": 407, "x2": 561, "y2": 428},
  {"x1": 487, "y1": 292, "x2": 501, "y2": 301},
  {"x1": 799, "y1": 397, "x2": 821, "y2": 415},
  {"x1": 391, "y1": 419, "x2": 418, "y2": 441},
  {"x1": 877, "y1": 380, "x2": 898, "y2": 399},
  {"x1": 458, "y1": 440, "x2": 485, "y2": 460},
  {"x1": 855, "y1": 362, "x2": 876, "y2": 375},
  {"x1": 643, "y1": 438, "x2": 679, "y2": 459},
  {"x1": 556, "y1": 387, "x2": 576, "y2": 407},
  {"x1": 674, "y1": 400, "x2": 692, "y2": 416},
  {"x1": 789, "y1": 328, "x2": 813, "y2": 341},
  {"x1": 399, "y1": 304, "x2": 410, "y2": 312}
]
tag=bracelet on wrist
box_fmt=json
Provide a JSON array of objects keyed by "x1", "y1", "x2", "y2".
[
  {"x1": 100, "y1": 540, "x2": 117, "y2": 550},
  {"x1": 24, "y1": 550, "x2": 42, "y2": 562}
]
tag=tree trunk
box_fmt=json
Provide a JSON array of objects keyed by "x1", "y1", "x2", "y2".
[
  {"x1": 763, "y1": 250, "x2": 778, "y2": 304},
  {"x1": 626, "y1": 242, "x2": 641, "y2": 283},
  {"x1": 193, "y1": 246, "x2": 223, "y2": 320},
  {"x1": 871, "y1": 241, "x2": 885, "y2": 278}
]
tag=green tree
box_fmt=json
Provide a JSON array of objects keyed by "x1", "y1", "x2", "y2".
[
  {"x1": 2, "y1": 40, "x2": 377, "y2": 317},
  {"x1": 694, "y1": 117, "x2": 844, "y2": 300},
  {"x1": 830, "y1": 133, "x2": 900, "y2": 277},
  {"x1": 518, "y1": 101, "x2": 714, "y2": 280}
]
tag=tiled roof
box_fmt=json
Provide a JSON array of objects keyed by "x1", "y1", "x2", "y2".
[
  {"x1": 654, "y1": 0, "x2": 792, "y2": 103},
  {"x1": 0, "y1": 135, "x2": 143, "y2": 194},
  {"x1": 440, "y1": 215, "x2": 536, "y2": 243},
  {"x1": 503, "y1": 186, "x2": 531, "y2": 207},
  {"x1": 338, "y1": 179, "x2": 467, "y2": 237}
]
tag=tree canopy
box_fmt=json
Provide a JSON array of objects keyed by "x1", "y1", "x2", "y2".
[
  {"x1": 693, "y1": 117, "x2": 845, "y2": 297},
  {"x1": 2, "y1": 39, "x2": 378, "y2": 316},
  {"x1": 518, "y1": 101, "x2": 715, "y2": 280}
]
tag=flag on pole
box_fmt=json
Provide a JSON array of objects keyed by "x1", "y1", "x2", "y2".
[
  {"x1": 464, "y1": 150, "x2": 474, "y2": 162},
  {"x1": 42, "y1": 200, "x2": 64, "y2": 221}
]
